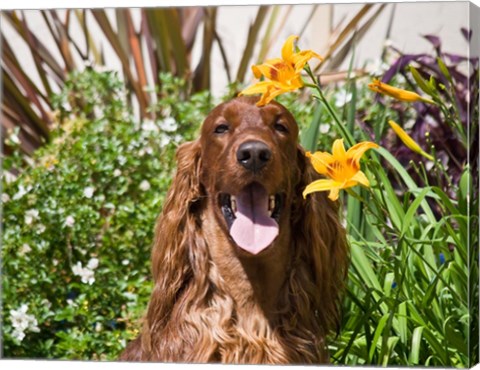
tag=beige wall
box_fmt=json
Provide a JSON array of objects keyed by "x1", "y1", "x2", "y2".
[{"x1": 1, "y1": 2, "x2": 473, "y2": 97}]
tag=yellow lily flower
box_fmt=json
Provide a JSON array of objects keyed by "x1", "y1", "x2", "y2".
[
  {"x1": 368, "y1": 79, "x2": 434, "y2": 104},
  {"x1": 303, "y1": 139, "x2": 379, "y2": 201},
  {"x1": 240, "y1": 35, "x2": 322, "y2": 106},
  {"x1": 388, "y1": 120, "x2": 434, "y2": 161}
]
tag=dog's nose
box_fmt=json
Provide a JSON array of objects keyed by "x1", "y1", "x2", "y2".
[{"x1": 236, "y1": 141, "x2": 271, "y2": 172}]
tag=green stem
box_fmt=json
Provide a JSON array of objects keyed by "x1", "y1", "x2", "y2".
[{"x1": 303, "y1": 65, "x2": 356, "y2": 146}]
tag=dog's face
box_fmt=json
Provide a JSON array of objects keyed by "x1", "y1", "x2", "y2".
[{"x1": 199, "y1": 96, "x2": 301, "y2": 255}]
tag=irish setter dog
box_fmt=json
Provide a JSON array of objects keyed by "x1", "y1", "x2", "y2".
[{"x1": 120, "y1": 96, "x2": 348, "y2": 364}]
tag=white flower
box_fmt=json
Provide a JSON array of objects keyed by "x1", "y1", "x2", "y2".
[
  {"x1": 139, "y1": 180, "x2": 151, "y2": 191},
  {"x1": 10, "y1": 304, "x2": 29, "y2": 330},
  {"x1": 141, "y1": 120, "x2": 159, "y2": 132},
  {"x1": 122, "y1": 259, "x2": 130, "y2": 266},
  {"x1": 159, "y1": 134, "x2": 170, "y2": 148},
  {"x1": 95, "y1": 322, "x2": 103, "y2": 332},
  {"x1": 123, "y1": 292, "x2": 137, "y2": 301},
  {"x1": 83, "y1": 187, "x2": 95, "y2": 199},
  {"x1": 82, "y1": 270, "x2": 95, "y2": 285},
  {"x1": 87, "y1": 258, "x2": 99, "y2": 270},
  {"x1": 118, "y1": 156, "x2": 127, "y2": 165},
  {"x1": 334, "y1": 90, "x2": 353, "y2": 108},
  {"x1": 2, "y1": 193, "x2": 10, "y2": 203},
  {"x1": 25, "y1": 209, "x2": 39, "y2": 225},
  {"x1": 72, "y1": 261, "x2": 96, "y2": 285},
  {"x1": 9, "y1": 304, "x2": 40, "y2": 342},
  {"x1": 9, "y1": 132, "x2": 20, "y2": 145},
  {"x1": 12, "y1": 329, "x2": 26, "y2": 342},
  {"x1": 29, "y1": 317, "x2": 40, "y2": 333},
  {"x1": 425, "y1": 160, "x2": 435, "y2": 171},
  {"x1": 37, "y1": 224, "x2": 46, "y2": 234},
  {"x1": 138, "y1": 149, "x2": 146, "y2": 157},
  {"x1": 159, "y1": 117, "x2": 178, "y2": 132},
  {"x1": 20, "y1": 244, "x2": 32, "y2": 255},
  {"x1": 72, "y1": 261, "x2": 83, "y2": 276},
  {"x1": 65, "y1": 216, "x2": 75, "y2": 228},
  {"x1": 319, "y1": 124, "x2": 330, "y2": 134},
  {"x1": 66, "y1": 299, "x2": 74, "y2": 306},
  {"x1": 113, "y1": 169, "x2": 122, "y2": 177},
  {"x1": 173, "y1": 134, "x2": 183, "y2": 143},
  {"x1": 13, "y1": 185, "x2": 31, "y2": 200}
]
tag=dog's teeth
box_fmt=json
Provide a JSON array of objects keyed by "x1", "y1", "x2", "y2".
[
  {"x1": 269, "y1": 195, "x2": 275, "y2": 212},
  {"x1": 231, "y1": 196, "x2": 237, "y2": 213}
]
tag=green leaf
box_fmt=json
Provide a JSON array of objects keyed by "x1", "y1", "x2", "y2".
[
  {"x1": 410, "y1": 65, "x2": 434, "y2": 96},
  {"x1": 437, "y1": 57, "x2": 453, "y2": 84},
  {"x1": 458, "y1": 167, "x2": 472, "y2": 216},
  {"x1": 300, "y1": 102, "x2": 323, "y2": 151},
  {"x1": 375, "y1": 147, "x2": 436, "y2": 224},
  {"x1": 369, "y1": 313, "x2": 389, "y2": 362},
  {"x1": 409, "y1": 326, "x2": 424, "y2": 364}
]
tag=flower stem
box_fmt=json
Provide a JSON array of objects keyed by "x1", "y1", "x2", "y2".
[{"x1": 303, "y1": 66, "x2": 356, "y2": 147}]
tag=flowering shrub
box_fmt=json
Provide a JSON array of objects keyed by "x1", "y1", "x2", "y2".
[{"x1": 1, "y1": 70, "x2": 213, "y2": 359}]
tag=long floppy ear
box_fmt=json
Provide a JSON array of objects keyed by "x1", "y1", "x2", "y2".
[
  {"x1": 141, "y1": 139, "x2": 205, "y2": 357},
  {"x1": 151, "y1": 139, "x2": 203, "y2": 280},
  {"x1": 292, "y1": 145, "x2": 349, "y2": 334}
]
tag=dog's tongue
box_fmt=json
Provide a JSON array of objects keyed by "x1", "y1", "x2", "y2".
[{"x1": 230, "y1": 183, "x2": 279, "y2": 255}]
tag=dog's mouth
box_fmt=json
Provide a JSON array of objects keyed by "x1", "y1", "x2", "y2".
[{"x1": 219, "y1": 183, "x2": 284, "y2": 255}]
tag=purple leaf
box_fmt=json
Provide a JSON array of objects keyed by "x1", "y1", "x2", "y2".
[
  {"x1": 461, "y1": 27, "x2": 472, "y2": 41},
  {"x1": 382, "y1": 54, "x2": 428, "y2": 82},
  {"x1": 423, "y1": 34, "x2": 442, "y2": 52}
]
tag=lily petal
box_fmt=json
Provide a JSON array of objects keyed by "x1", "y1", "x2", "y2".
[
  {"x1": 332, "y1": 139, "x2": 347, "y2": 162},
  {"x1": 281, "y1": 35, "x2": 298, "y2": 62},
  {"x1": 306, "y1": 151, "x2": 334, "y2": 174},
  {"x1": 252, "y1": 58, "x2": 284, "y2": 80},
  {"x1": 302, "y1": 179, "x2": 340, "y2": 199},
  {"x1": 350, "y1": 170, "x2": 370, "y2": 187},
  {"x1": 256, "y1": 85, "x2": 286, "y2": 106},
  {"x1": 239, "y1": 81, "x2": 272, "y2": 95},
  {"x1": 328, "y1": 187, "x2": 341, "y2": 201},
  {"x1": 291, "y1": 50, "x2": 323, "y2": 73},
  {"x1": 349, "y1": 141, "x2": 379, "y2": 166}
]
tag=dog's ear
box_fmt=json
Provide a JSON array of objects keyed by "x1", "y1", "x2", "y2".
[
  {"x1": 150, "y1": 138, "x2": 203, "y2": 282},
  {"x1": 141, "y1": 139, "x2": 205, "y2": 358},
  {"x1": 292, "y1": 145, "x2": 349, "y2": 333}
]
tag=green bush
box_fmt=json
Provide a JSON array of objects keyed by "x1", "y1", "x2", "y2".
[{"x1": 1, "y1": 69, "x2": 213, "y2": 359}]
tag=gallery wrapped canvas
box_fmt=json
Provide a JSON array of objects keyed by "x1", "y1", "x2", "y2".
[{"x1": 1, "y1": 1, "x2": 479, "y2": 367}]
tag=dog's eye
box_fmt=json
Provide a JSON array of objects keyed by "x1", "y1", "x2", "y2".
[
  {"x1": 274, "y1": 123, "x2": 288, "y2": 133},
  {"x1": 214, "y1": 124, "x2": 229, "y2": 134}
]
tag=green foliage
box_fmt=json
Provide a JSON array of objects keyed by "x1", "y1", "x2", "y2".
[
  {"x1": 298, "y1": 53, "x2": 476, "y2": 367},
  {"x1": 1, "y1": 70, "x2": 213, "y2": 359}
]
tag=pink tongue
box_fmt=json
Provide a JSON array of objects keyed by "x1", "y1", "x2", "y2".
[{"x1": 230, "y1": 184, "x2": 279, "y2": 255}]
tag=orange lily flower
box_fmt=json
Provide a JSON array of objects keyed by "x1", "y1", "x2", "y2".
[
  {"x1": 240, "y1": 35, "x2": 322, "y2": 106},
  {"x1": 368, "y1": 79, "x2": 434, "y2": 104},
  {"x1": 303, "y1": 139, "x2": 379, "y2": 201},
  {"x1": 388, "y1": 120, "x2": 434, "y2": 160}
]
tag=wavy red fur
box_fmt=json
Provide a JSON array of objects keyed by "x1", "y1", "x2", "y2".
[{"x1": 120, "y1": 96, "x2": 349, "y2": 364}]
